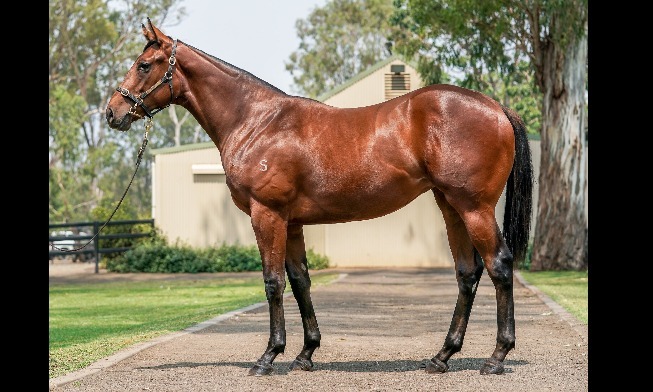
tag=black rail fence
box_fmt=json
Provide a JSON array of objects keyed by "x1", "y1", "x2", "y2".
[{"x1": 49, "y1": 219, "x2": 155, "y2": 273}]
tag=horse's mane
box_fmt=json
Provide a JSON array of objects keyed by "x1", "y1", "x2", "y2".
[{"x1": 179, "y1": 40, "x2": 287, "y2": 96}]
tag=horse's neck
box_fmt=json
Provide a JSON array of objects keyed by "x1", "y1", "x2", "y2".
[{"x1": 176, "y1": 44, "x2": 287, "y2": 152}]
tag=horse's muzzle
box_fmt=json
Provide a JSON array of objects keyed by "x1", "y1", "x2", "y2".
[{"x1": 105, "y1": 107, "x2": 132, "y2": 131}]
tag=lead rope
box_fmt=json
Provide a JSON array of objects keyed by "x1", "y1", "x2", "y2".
[{"x1": 49, "y1": 118, "x2": 153, "y2": 252}]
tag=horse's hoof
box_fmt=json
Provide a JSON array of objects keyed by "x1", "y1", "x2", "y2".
[
  {"x1": 289, "y1": 357, "x2": 314, "y2": 371},
  {"x1": 424, "y1": 358, "x2": 449, "y2": 374},
  {"x1": 480, "y1": 358, "x2": 504, "y2": 375},
  {"x1": 248, "y1": 363, "x2": 274, "y2": 376}
]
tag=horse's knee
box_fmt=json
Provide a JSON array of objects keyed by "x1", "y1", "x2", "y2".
[{"x1": 264, "y1": 276, "x2": 286, "y2": 300}]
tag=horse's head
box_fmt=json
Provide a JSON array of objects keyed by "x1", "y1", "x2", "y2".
[{"x1": 106, "y1": 19, "x2": 179, "y2": 131}]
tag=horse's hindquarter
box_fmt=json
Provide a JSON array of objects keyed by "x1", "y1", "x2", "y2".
[
  {"x1": 410, "y1": 85, "x2": 516, "y2": 208},
  {"x1": 223, "y1": 86, "x2": 514, "y2": 223}
]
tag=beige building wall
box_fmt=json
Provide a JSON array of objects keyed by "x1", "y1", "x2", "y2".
[{"x1": 152, "y1": 144, "x2": 257, "y2": 249}]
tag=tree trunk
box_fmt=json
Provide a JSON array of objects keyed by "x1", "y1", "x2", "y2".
[{"x1": 530, "y1": 32, "x2": 588, "y2": 271}]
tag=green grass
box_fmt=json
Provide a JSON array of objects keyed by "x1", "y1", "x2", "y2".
[
  {"x1": 517, "y1": 270, "x2": 588, "y2": 324},
  {"x1": 49, "y1": 273, "x2": 339, "y2": 379}
]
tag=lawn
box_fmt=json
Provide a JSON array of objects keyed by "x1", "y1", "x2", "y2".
[
  {"x1": 517, "y1": 270, "x2": 588, "y2": 324},
  {"x1": 49, "y1": 273, "x2": 339, "y2": 379}
]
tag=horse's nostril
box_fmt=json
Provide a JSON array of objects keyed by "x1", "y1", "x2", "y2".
[{"x1": 106, "y1": 107, "x2": 113, "y2": 122}]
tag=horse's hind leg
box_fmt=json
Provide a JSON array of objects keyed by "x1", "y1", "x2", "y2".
[
  {"x1": 475, "y1": 226, "x2": 516, "y2": 375},
  {"x1": 425, "y1": 189, "x2": 484, "y2": 374},
  {"x1": 285, "y1": 224, "x2": 321, "y2": 371},
  {"x1": 437, "y1": 191, "x2": 516, "y2": 375}
]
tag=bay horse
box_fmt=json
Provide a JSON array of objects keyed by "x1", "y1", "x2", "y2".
[{"x1": 106, "y1": 19, "x2": 533, "y2": 376}]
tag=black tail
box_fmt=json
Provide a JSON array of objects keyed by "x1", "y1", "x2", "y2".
[{"x1": 500, "y1": 105, "x2": 534, "y2": 264}]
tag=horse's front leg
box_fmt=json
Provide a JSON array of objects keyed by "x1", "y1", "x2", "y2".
[
  {"x1": 285, "y1": 224, "x2": 321, "y2": 371},
  {"x1": 248, "y1": 202, "x2": 289, "y2": 376}
]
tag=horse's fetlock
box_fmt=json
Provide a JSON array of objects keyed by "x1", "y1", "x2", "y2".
[
  {"x1": 497, "y1": 333, "x2": 516, "y2": 351},
  {"x1": 305, "y1": 331, "x2": 321, "y2": 347},
  {"x1": 269, "y1": 341, "x2": 286, "y2": 354},
  {"x1": 444, "y1": 336, "x2": 464, "y2": 353}
]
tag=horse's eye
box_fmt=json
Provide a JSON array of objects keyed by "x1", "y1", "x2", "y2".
[{"x1": 138, "y1": 62, "x2": 151, "y2": 73}]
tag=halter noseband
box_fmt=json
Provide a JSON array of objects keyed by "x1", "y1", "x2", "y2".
[{"x1": 116, "y1": 39, "x2": 178, "y2": 118}]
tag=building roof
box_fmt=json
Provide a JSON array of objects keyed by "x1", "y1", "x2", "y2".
[{"x1": 149, "y1": 141, "x2": 215, "y2": 156}]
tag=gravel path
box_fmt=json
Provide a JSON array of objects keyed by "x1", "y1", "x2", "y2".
[{"x1": 49, "y1": 264, "x2": 588, "y2": 391}]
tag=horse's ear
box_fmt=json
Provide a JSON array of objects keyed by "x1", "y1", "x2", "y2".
[
  {"x1": 141, "y1": 20, "x2": 157, "y2": 42},
  {"x1": 141, "y1": 17, "x2": 169, "y2": 44},
  {"x1": 147, "y1": 17, "x2": 159, "y2": 41},
  {"x1": 147, "y1": 17, "x2": 171, "y2": 44}
]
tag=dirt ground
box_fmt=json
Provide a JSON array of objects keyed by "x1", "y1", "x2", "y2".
[{"x1": 49, "y1": 260, "x2": 588, "y2": 391}]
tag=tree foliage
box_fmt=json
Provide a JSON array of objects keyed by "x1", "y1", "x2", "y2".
[
  {"x1": 389, "y1": 0, "x2": 546, "y2": 134},
  {"x1": 391, "y1": 0, "x2": 588, "y2": 270},
  {"x1": 286, "y1": 0, "x2": 401, "y2": 98},
  {"x1": 49, "y1": 0, "x2": 205, "y2": 223}
]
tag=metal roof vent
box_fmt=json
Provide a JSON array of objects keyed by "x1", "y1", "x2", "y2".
[
  {"x1": 385, "y1": 64, "x2": 410, "y2": 100},
  {"x1": 390, "y1": 64, "x2": 405, "y2": 74}
]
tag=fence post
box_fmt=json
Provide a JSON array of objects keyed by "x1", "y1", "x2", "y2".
[{"x1": 93, "y1": 221, "x2": 100, "y2": 274}]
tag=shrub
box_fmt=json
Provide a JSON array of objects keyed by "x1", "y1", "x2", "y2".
[
  {"x1": 208, "y1": 244, "x2": 262, "y2": 272},
  {"x1": 306, "y1": 248, "x2": 330, "y2": 270},
  {"x1": 107, "y1": 240, "x2": 330, "y2": 273}
]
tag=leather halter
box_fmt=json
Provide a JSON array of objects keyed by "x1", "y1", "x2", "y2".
[{"x1": 116, "y1": 39, "x2": 178, "y2": 118}]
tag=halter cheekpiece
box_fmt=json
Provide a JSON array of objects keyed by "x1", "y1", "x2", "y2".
[{"x1": 116, "y1": 39, "x2": 178, "y2": 118}]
